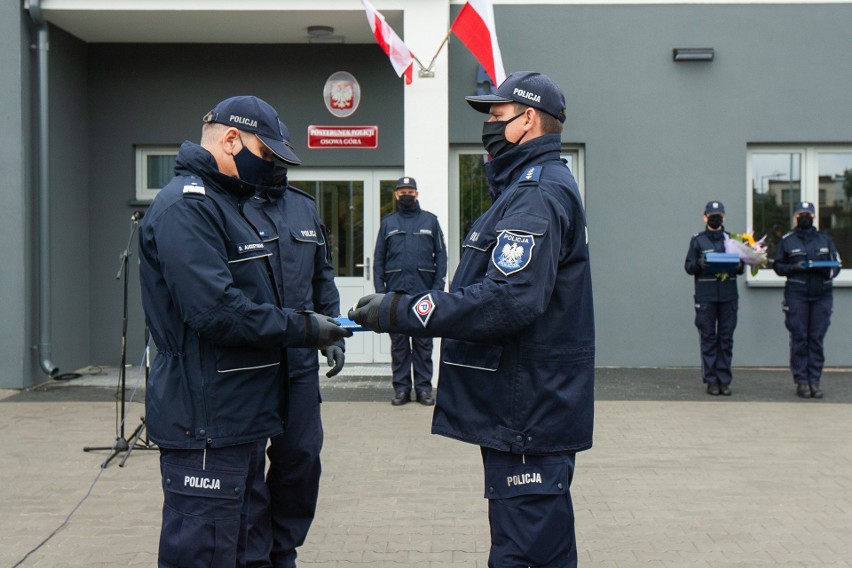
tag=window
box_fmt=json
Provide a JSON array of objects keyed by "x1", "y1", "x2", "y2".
[
  {"x1": 448, "y1": 145, "x2": 585, "y2": 275},
  {"x1": 135, "y1": 146, "x2": 179, "y2": 201},
  {"x1": 747, "y1": 146, "x2": 852, "y2": 286}
]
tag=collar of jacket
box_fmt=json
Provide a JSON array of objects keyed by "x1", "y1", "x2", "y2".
[
  {"x1": 396, "y1": 201, "x2": 422, "y2": 216},
  {"x1": 484, "y1": 134, "x2": 562, "y2": 201},
  {"x1": 175, "y1": 141, "x2": 257, "y2": 199},
  {"x1": 254, "y1": 184, "x2": 286, "y2": 202}
]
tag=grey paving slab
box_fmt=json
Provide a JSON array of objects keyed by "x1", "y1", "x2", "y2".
[{"x1": 1, "y1": 368, "x2": 851, "y2": 567}]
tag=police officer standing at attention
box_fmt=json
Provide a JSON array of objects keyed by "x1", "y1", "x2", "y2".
[
  {"x1": 242, "y1": 122, "x2": 344, "y2": 567},
  {"x1": 684, "y1": 201, "x2": 744, "y2": 396},
  {"x1": 373, "y1": 177, "x2": 447, "y2": 406},
  {"x1": 138, "y1": 95, "x2": 351, "y2": 568},
  {"x1": 774, "y1": 201, "x2": 841, "y2": 399},
  {"x1": 350, "y1": 71, "x2": 594, "y2": 567}
]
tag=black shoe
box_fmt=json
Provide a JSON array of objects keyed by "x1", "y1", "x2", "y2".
[
  {"x1": 391, "y1": 391, "x2": 411, "y2": 406},
  {"x1": 796, "y1": 384, "x2": 811, "y2": 398},
  {"x1": 810, "y1": 384, "x2": 823, "y2": 399},
  {"x1": 706, "y1": 382, "x2": 720, "y2": 396},
  {"x1": 719, "y1": 384, "x2": 732, "y2": 396},
  {"x1": 416, "y1": 391, "x2": 435, "y2": 406}
]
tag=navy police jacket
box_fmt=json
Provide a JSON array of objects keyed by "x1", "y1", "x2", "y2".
[
  {"x1": 773, "y1": 226, "x2": 840, "y2": 299},
  {"x1": 377, "y1": 134, "x2": 595, "y2": 454},
  {"x1": 139, "y1": 142, "x2": 320, "y2": 450},
  {"x1": 374, "y1": 202, "x2": 447, "y2": 294},
  {"x1": 684, "y1": 229, "x2": 744, "y2": 302},
  {"x1": 243, "y1": 186, "x2": 342, "y2": 378}
]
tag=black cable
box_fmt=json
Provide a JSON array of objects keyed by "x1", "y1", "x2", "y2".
[
  {"x1": 13, "y1": 350, "x2": 150, "y2": 566},
  {"x1": 11, "y1": 467, "x2": 105, "y2": 567}
]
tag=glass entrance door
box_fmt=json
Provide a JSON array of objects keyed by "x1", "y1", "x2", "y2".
[{"x1": 289, "y1": 168, "x2": 401, "y2": 363}]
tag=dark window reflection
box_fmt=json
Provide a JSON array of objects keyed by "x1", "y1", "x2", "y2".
[
  {"x1": 818, "y1": 153, "x2": 852, "y2": 266},
  {"x1": 751, "y1": 153, "x2": 801, "y2": 268}
]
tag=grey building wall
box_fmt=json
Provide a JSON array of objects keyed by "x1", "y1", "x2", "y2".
[
  {"x1": 86, "y1": 43, "x2": 404, "y2": 365},
  {"x1": 450, "y1": 4, "x2": 852, "y2": 367},
  {"x1": 0, "y1": 5, "x2": 30, "y2": 388}
]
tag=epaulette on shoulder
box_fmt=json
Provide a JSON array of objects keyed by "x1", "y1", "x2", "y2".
[
  {"x1": 517, "y1": 165, "x2": 543, "y2": 187},
  {"x1": 286, "y1": 185, "x2": 316, "y2": 201},
  {"x1": 181, "y1": 176, "x2": 206, "y2": 198},
  {"x1": 781, "y1": 231, "x2": 794, "y2": 239},
  {"x1": 692, "y1": 232, "x2": 700, "y2": 238}
]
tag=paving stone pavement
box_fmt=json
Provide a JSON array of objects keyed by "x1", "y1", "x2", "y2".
[{"x1": 1, "y1": 367, "x2": 851, "y2": 567}]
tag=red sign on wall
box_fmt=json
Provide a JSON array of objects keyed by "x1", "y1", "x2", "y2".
[{"x1": 307, "y1": 125, "x2": 378, "y2": 149}]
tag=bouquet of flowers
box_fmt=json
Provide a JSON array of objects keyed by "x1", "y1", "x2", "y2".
[{"x1": 724, "y1": 231, "x2": 768, "y2": 276}]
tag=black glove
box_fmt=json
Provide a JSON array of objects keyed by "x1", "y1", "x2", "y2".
[
  {"x1": 321, "y1": 345, "x2": 345, "y2": 378},
  {"x1": 698, "y1": 256, "x2": 709, "y2": 270},
  {"x1": 793, "y1": 260, "x2": 809, "y2": 272},
  {"x1": 308, "y1": 313, "x2": 353, "y2": 348},
  {"x1": 348, "y1": 293, "x2": 386, "y2": 332}
]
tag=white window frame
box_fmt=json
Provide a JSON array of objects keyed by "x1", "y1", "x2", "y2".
[
  {"x1": 135, "y1": 146, "x2": 179, "y2": 202},
  {"x1": 746, "y1": 145, "x2": 852, "y2": 287},
  {"x1": 449, "y1": 144, "x2": 585, "y2": 277}
]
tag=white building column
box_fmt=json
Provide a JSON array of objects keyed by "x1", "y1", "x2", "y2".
[{"x1": 402, "y1": 0, "x2": 450, "y2": 254}]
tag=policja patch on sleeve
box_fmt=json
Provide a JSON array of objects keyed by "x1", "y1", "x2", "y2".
[
  {"x1": 492, "y1": 231, "x2": 535, "y2": 276},
  {"x1": 413, "y1": 293, "x2": 435, "y2": 327}
]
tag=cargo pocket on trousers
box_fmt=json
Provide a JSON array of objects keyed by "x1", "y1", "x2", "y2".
[{"x1": 159, "y1": 462, "x2": 246, "y2": 568}]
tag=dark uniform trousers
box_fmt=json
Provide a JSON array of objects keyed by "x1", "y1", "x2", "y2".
[
  {"x1": 158, "y1": 440, "x2": 269, "y2": 568},
  {"x1": 390, "y1": 333, "x2": 434, "y2": 395},
  {"x1": 783, "y1": 295, "x2": 833, "y2": 385},
  {"x1": 481, "y1": 448, "x2": 578, "y2": 568},
  {"x1": 694, "y1": 300, "x2": 738, "y2": 385}
]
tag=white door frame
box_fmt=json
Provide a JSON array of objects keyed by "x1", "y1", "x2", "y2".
[{"x1": 288, "y1": 167, "x2": 401, "y2": 363}]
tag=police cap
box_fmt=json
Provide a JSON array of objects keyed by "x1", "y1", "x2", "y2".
[
  {"x1": 704, "y1": 201, "x2": 725, "y2": 215},
  {"x1": 465, "y1": 71, "x2": 567, "y2": 123},
  {"x1": 203, "y1": 96, "x2": 301, "y2": 165},
  {"x1": 396, "y1": 176, "x2": 417, "y2": 190},
  {"x1": 794, "y1": 201, "x2": 816, "y2": 215}
]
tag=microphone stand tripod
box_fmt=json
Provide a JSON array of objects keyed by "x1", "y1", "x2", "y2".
[{"x1": 84, "y1": 212, "x2": 156, "y2": 468}]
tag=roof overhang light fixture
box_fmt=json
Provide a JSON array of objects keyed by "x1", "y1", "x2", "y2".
[
  {"x1": 673, "y1": 48, "x2": 714, "y2": 62},
  {"x1": 307, "y1": 25, "x2": 335, "y2": 38}
]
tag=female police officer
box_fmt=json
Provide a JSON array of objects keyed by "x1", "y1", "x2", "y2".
[{"x1": 773, "y1": 201, "x2": 841, "y2": 398}]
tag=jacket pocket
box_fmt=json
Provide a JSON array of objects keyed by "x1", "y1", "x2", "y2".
[
  {"x1": 442, "y1": 339, "x2": 502, "y2": 371},
  {"x1": 215, "y1": 347, "x2": 279, "y2": 374}
]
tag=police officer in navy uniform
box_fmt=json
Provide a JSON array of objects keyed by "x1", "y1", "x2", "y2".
[
  {"x1": 373, "y1": 177, "x2": 447, "y2": 406},
  {"x1": 138, "y1": 96, "x2": 351, "y2": 568},
  {"x1": 684, "y1": 201, "x2": 744, "y2": 396},
  {"x1": 242, "y1": 122, "x2": 344, "y2": 567},
  {"x1": 773, "y1": 201, "x2": 841, "y2": 399},
  {"x1": 350, "y1": 71, "x2": 594, "y2": 567}
]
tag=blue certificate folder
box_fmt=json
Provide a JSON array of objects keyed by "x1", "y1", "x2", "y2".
[
  {"x1": 704, "y1": 252, "x2": 741, "y2": 274},
  {"x1": 808, "y1": 260, "x2": 841, "y2": 268},
  {"x1": 333, "y1": 317, "x2": 368, "y2": 331}
]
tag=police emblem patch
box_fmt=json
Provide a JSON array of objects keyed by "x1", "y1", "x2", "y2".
[
  {"x1": 412, "y1": 293, "x2": 435, "y2": 327},
  {"x1": 492, "y1": 231, "x2": 535, "y2": 276}
]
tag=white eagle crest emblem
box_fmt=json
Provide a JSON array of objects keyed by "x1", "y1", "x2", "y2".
[
  {"x1": 329, "y1": 81, "x2": 354, "y2": 109},
  {"x1": 492, "y1": 231, "x2": 535, "y2": 276}
]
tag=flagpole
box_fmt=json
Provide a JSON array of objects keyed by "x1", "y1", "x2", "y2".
[{"x1": 421, "y1": 28, "x2": 452, "y2": 74}]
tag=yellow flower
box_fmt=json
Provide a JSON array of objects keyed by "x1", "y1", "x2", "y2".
[{"x1": 741, "y1": 233, "x2": 755, "y2": 246}]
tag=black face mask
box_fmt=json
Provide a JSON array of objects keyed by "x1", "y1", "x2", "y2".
[
  {"x1": 264, "y1": 163, "x2": 288, "y2": 188},
  {"x1": 796, "y1": 215, "x2": 814, "y2": 230},
  {"x1": 481, "y1": 112, "x2": 526, "y2": 158},
  {"x1": 707, "y1": 215, "x2": 724, "y2": 229},
  {"x1": 233, "y1": 138, "x2": 275, "y2": 186},
  {"x1": 398, "y1": 194, "x2": 417, "y2": 208}
]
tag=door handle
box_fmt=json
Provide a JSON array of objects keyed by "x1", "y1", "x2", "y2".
[{"x1": 355, "y1": 257, "x2": 371, "y2": 280}]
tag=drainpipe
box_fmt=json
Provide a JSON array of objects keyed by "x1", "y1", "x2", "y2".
[{"x1": 28, "y1": 0, "x2": 58, "y2": 377}]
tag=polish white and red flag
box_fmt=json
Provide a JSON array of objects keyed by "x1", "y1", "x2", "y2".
[
  {"x1": 360, "y1": 0, "x2": 415, "y2": 85},
  {"x1": 451, "y1": 0, "x2": 507, "y2": 86}
]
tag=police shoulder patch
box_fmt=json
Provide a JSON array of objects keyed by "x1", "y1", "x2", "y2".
[
  {"x1": 492, "y1": 231, "x2": 535, "y2": 276},
  {"x1": 412, "y1": 293, "x2": 435, "y2": 328},
  {"x1": 182, "y1": 181, "x2": 205, "y2": 196}
]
